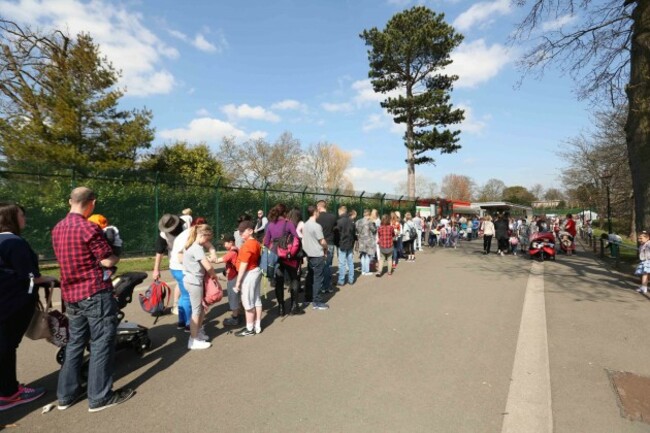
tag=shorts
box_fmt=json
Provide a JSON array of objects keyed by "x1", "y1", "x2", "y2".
[
  {"x1": 183, "y1": 279, "x2": 203, "y2": 317},
  {"x1": 240, "y1": 267, "x2": 262, "y2": 310}
]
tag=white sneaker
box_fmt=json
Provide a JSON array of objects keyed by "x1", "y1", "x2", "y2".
[
  {"x1": 638, "y1": 286, "x2": 648, "y2": 294},
  {"x1": 254, "y1": 327, "x2": 262, "y2": 335},
  {"x1": 171, "y1": 306, "x2": 179, "y2": 315},
  {"x1": 188, "y1": 338, "x2": 211, "y2": 350}
]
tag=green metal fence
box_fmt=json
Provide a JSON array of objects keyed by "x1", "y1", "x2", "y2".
[{"x1": 0, "y1": 166, "x2": 420, "y2": 260}]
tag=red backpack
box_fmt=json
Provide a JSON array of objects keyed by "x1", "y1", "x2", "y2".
[
  {"x1": 139, "y1": 279, "x2": 171, "y2": 323},
  {"x1": 273, "y1": 220, "x2": 300, "y2": 259},
  {"x1": 202, "y1": 275, "x2": 223, "y2": 308}
]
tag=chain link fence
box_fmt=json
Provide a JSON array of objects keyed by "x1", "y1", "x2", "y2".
[{"x1": 0, "y1": 165, "x2": 421, "y2": 260}]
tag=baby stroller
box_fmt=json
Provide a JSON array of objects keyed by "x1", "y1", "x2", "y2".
[
  {"x1": 528, "y1": 232, "x2": 556, "y2": 261},
  {"x1": 53, "y1": 271, "x2": 152, "y2": 365},
  {"x1": 557, "y1": 231, "x2": 575, "y2": 255}
]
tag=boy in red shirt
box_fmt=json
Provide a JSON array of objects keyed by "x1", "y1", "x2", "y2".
[
  {"x1": 214, "y1": 234, "x2": 240, "y2": 326},
  {"x1": 234, "y1": 221, "x2": 263, "y2": 337}
]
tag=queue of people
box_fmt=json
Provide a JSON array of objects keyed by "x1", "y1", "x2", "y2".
[{"x1": 6, "y1": 187, "x2": 650, "y2": 416}]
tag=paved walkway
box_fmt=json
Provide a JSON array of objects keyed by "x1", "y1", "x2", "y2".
[{"x1": 3, "y1": 238, "x2": 650, "y2": 432}]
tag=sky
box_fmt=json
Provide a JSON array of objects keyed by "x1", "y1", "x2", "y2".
[{"x1": 0, "y1": 0, "x2": 594, "y2": 196}]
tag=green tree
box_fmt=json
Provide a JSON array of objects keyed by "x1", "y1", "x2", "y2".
[
  {"x1": 140, "y1": 141, "x2": 226, "y2": 185},
  {"x1": 511, "y1": 1, "x2": 649, "y2": 234},
  {"x1": 503, "y1": 186, "x2": 536, "y2": 206},
  {"x1": 0, "y1": 20, "x2": 154, "y2": 172},
  {"x1": 360, "y1": 6, "x2": 465, "y2": 197}
]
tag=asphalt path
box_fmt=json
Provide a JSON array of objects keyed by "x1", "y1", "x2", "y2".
[{"x1": 2, "y1": 237, "x2": 650, "y2": 432}]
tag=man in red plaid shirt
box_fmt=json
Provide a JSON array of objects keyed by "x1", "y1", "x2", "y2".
[{"x1": 52, "y1": 187, "x2": 133, "y2": 412}]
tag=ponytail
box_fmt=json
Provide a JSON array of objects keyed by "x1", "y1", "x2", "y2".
[{"x1": 185, "y1": 224, "x2": 213, "y2": 250}]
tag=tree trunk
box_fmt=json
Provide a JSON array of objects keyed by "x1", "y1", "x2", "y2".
[
  {"x1": 626, "y1": 0, "x2": 650, "y2": 234},
  {"x1": 406, "y1": 84, "x2": 415, "y2": 197}
]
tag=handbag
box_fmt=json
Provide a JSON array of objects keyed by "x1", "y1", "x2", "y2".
[
  {"x1": 25, "y1": 285, "x2": 54, "y2": 341},
  {"x1": 203, "y1": 274, "x2": 224, "y2": 308}
]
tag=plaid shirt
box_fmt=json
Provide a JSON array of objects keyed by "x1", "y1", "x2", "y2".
[
  {"x1": 377, "y1": 225, "x2": 394, "y2": 249},
  {"x1": 52, "y1": 213, "x2": 114, "y2": 303}
]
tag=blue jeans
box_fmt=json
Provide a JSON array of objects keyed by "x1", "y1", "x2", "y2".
[
  {"x1": 58, "y1": 290, "x2": 118, "y2": 408},
  {"x1": 338, "y1": 248, "x2": 355, "y2": 285},
  {"x1": 171, "y1": 269, "x2": 191, "y2": 327},
  {"x1": 360, "y1": 253, "x2": 371, "y2": 274},
  {"x1": 322, "y1": 247, "x2": 334, "y2": 290},
  {"x1": 306, "y1": 256, "x2": 325, "y2": 304}
]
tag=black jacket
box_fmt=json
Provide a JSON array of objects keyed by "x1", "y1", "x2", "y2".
[{"x1": 335, "y1": 215, "x2": 356, "y2": 250}]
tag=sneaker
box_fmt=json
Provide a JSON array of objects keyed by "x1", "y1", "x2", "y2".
[
  {"x1": 171, "y1": 306, "x2": 178, "y2": 315},
  {"x1": 312, "y1": 302, "x2": 329, "y2": 310},
  {"x1": 235, "y1": 328, "x2": 256, "y2": 337},
  {"x1": 0, "y1": 385, "x2": 46, "y2": 411},
  {"x1": 640, "y1": 287, "x2": 648, "y2": 294},
  {"x1": 187, "y1": 338, "x2": 211, "y2": 350},
  {"x1": 301, "y1": 302, "x2": 311, "y2": 309},
  {"x1": 88, "y1": 388, "x2": 135, "y2": 412},
  {"x1": 183, "y1": 326, "x2": 190, "y2": 333},
  {"x1": 375, "y1": 272, "x2": 382, "y2": 277},
  {"x1": 223, "y1": 316, "x2": 241, "y2": 326},
  {"x1": 254, "y1": 327, "x2": 262, "y2": 335},
  {"x1": 197, "y1": 328, "x2": 209, "y2": 341},
  {"x1": 57, "y1": 389, "x2": 86, "y2": 410},
  {"x1": 176, "y1": 323, "x2": 185, "y2": 330}
]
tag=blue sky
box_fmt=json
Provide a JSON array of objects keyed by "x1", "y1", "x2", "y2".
[{"x1": 1, "y1": 0, "x2": 592, "y2": 195}]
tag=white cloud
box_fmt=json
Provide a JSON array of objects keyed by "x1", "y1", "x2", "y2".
[
  {"x1": 541, "y1": 14, "x2": 576, "y2": 31},
  {"x1": 271, "y1": 99, "x2": 306, "y2": 111},
  {"x1": 457, "y1": 103, "x2": 489, "y2": 134},
  {"x1": 248, "y1": 131, "x2": 268, "y2": 140},
  {"x1": 0, "y1": 0, "x2": 179, "y2": 96},
  {"x1": 445, "y1": 39, "x2": 512, "y2": 88},
  {"x1": 196, "y1": 108, "x2": 211, "y2": 116},
  {"x1": 321, "y1": 102, "x2": 354, "y2": 112},
  {"x1": 362, "y1": 112, "x2": 405, "y2": 134},
  {"x1": 345, "y1": 166, "x2": 405, "y2": 193},
  {"x1": 169, "y1": 28, "x2": 227, "y2": 53},
  {"x1": 453, "y1": 0, "x2": 512, "y2": 31},
  {"x1": 348, "y1": 149, "x2": 365, "y2": 158},
  {"x1": 352, "y1": 79, "x2": 403, "y2": 106},
  {"x1": 192, "y1": 34, "x2": 217, "y2": 52},
  {"x1": 158, "y1": 117, "x2": 247, "y2": 143},
  {"x1": 220, "y1": 104, "x2": 281, "y2": 122}
]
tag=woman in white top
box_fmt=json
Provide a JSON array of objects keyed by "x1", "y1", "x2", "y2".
[{"x1": 481, "y1": 215, "x2": 496, "y2": 255}]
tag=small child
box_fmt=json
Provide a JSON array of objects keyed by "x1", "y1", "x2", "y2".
[
  {"x1": 509, "y1": 234, "x2": 519, "y2": 256},
  {"x1": 214, "y1": 234, "x2": 241, "y2": 326},
  {"x1": 634, "y1": 231, "x2": 650, "y2": 294},
  {"x1": 88, "y1": 214, "x2": 122, "y2": 280}
]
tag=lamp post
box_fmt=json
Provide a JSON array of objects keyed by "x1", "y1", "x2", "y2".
[{"x1": 601, "y1": 171, "x2": 613, "y2": 234}]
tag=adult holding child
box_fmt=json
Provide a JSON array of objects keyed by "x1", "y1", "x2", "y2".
[
  {"x1": 52, "y1": 187, "x2": 132, "y2": 412},
  {"x1": 0, "y1": 202, "x2": 57, "y2": 411}
]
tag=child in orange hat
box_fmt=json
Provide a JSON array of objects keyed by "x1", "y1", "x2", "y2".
[{"x1": 88, "y1": 214, "x2": 123, "y2": 280}]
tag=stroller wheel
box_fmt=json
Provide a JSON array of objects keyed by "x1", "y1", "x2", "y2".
[
  {"x1": 135, "y1": 336, "x2": 151, "y2": 354},
  {"x1": 56, "y1": 347, "x2": 66, "y2": 365}
]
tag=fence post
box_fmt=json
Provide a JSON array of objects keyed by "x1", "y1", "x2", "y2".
[
  {"x1": 154, "y1": 171, "x2": 160, "y2": 248},
  {"x1": 263, "y1": 182, "x2": 270, "y2": 215},
  {"x1": 359, "y1": 191, "x2": 365, "y2": 216},
  {"x1": 215, "y1": 177, "x2": 222, "y2": 240},
  {"x1": 398, "y1": 195, "x2": 404, "y2": 214},
  {"x1": 301, "y1": 185, "x2": 308, "y2": 220},
  {"x1": 380, "y1": 193, "x2": 386, "y2": 215},
  {"x1": 332, "y1": 188, "x2": 339, "y2": 211},
  {"x1": 599, "y1": 238, "x2": 605, "y2": 258}
]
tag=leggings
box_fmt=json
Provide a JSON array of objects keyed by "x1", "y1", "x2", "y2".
[
  {"x1": 274, "y1": 261, "x2": 300, "y2": 312},
  {"x1": 483, "y1": 235, "x2": 493, "y2": 253},
  {"x1": 497, "y1": 237, "x2": 509, "y2": 252}
]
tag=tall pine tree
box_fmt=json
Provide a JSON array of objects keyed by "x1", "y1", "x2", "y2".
[{"x1": 360, "y1": 6, "x2": 464, "y2": 197}]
